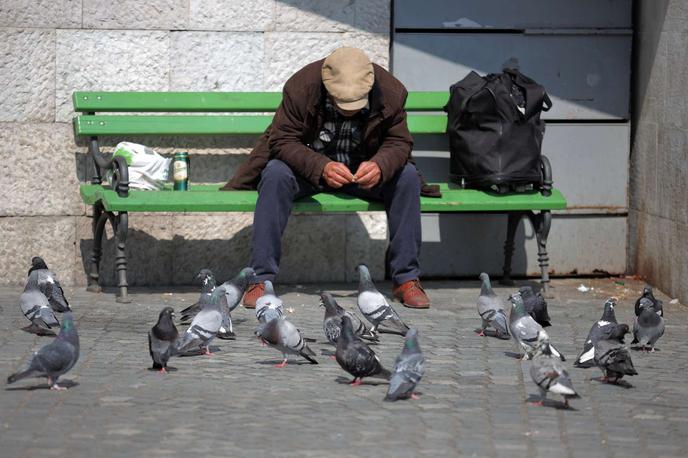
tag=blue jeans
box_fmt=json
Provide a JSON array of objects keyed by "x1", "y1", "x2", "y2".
[{"x1": 250, "y1": 159, "x2": 422, "y2": 285}]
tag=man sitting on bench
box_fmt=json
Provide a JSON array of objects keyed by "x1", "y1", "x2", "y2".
[{"x1": 232, "y1": 47, "x2": 431, "y2": 309}]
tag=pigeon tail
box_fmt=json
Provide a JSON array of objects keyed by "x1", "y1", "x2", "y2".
[
  {"x1": 492, "y1": 313, "x2": 510, "y2": 338},
  {"x1": 39, "y1": 308, "x2": 59, "y2": 328},
  {"x1": 7, "y1": 368, "x2": 37, "y2": 385},
  {"x1": 376, "y1": 367, "x2": 392, "y2": 380},
  {"x1": 299, "y1": 347, "x2": 318, "y2": 364}
]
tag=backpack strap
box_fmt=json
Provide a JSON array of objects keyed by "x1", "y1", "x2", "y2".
[{"x1": 503, "y1": 68, "x2": 552, "y2": 118}]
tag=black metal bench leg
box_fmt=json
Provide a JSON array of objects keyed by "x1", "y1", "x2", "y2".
[
  {"x1": 527, "y1": 210, "x2": 552, "y2": 292},
  {"x1": 112, "y1": 211, "x2": 130, "y2": 303},
  {"x1": 500, "y1": 212, "x2": 523, "y2": 286},
  {"x1": 87, "y1": 203, "x2": 108, "y2": 293}
]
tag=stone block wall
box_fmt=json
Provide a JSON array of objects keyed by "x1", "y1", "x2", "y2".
[
  {"x1": 630, "y1": 0, "x2": 688, "y2": 303},
  {"x1": 0, "y1": 0, "x2": 391, "y2": 286}
]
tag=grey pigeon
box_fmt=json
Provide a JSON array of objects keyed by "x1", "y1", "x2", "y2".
[
  {"x1": 632, "y1": 300, "x2": 665, "y2": 352},
  {"x1": 7, "y1": 312, "x2": 79, "y2": 390},
  {"x1": 510, "y1": 292, "x2": 564, "y2": 361},
  {"x1": 179, "y1": 269, "x2": 216, "y2": 324},
  {"x1": 335, "y1": 316, "x2": 391, "y2": 385},
  {"x1": 181, "y1": 267, "x2": 254, "y2": 340},
  {"x1": 593, "y1": 339, "x2": 637, "y2": 384},
  {"x1": 385, "y1": 328, "x2": 425, "y2": 401},
  {"x1": 476, "y1": 272, "x2": 510, "y2": 339},
  {"x1": 176, "y1": 288, "x2": 223, "y2": 356},
  {"x1": 356, "y1": 264, "x2": 410, "y2": 336},
  {"x1": 148, "y1": 307, "x2": 179, "y2": 373},
  {"x1": 255, "y1": 280, "x2": 284, "y2": 324},
  {"x1": 27, "y1": 257, "x2": 71, "y2": 313},
  {"x1": 520, "y1": 285, "x2": 551, "y2": 327},
  {"x1": 574, "y1": 298, "x2": 627, "y2": 368},
  {"x1": 635, "y1": 286, "x2": 663, "y2": 317},
  {"x1": 19, "y1": 286, "x2": 59, "y2": 336},
  {"x1": 529, "y1": 331, "x2": 579, "y2": 408},
  {"x1": 320, "y1": 291, "x2": 378, "y2": 344},
  {"x1": 255, "y1": 316, "x2": 318, "y2": 367}
]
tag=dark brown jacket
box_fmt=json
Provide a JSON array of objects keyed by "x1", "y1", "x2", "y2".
[{"x1": 222, "y1": 59, "x2": 414, "y2": 190}]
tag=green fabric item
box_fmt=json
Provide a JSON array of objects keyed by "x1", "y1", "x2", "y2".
[{"x1": 80, "y1": 183, "x2": 567, "y2": 213}]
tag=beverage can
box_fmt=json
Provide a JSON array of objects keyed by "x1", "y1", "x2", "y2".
[{"x1": 173, "y1": 152, "x2": 190, "y2": 191}]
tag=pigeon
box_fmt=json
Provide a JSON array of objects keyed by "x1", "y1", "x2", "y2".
[
  {"x1": 255, "y1": 317, "x2": 318, "y2": 367},
  {"x1": 574, "y1": 298, "x2": 629, "y2": 368},
  {"x1": 148, "y1": 307, "x2": 179, "y2": 373},
  {"x1": 593, "y1": 339, "x2": 637, "y2": 384},
  {"x1": 181, "y1": 267, "x2": 254, "y2": 340},
  {"x1": 176, "y1": 288, "x2": 223, "y2": 356},
  {"x1": 27, "y1": 257, "x2": 70, "y2": 313},
  {"x1": 19, "y1": 285, "x2": 60, "y2": 336},
  {"x1": 476, "y1": 272, "x2": 510, "y2": 339},
  {"x1": 335, "y1": 316, "x2": 391, "y2": 385},
  {"x1": 7, "y1": 311, "x2": 79, "y2": 390},
  {"x1": 520, "y1": 285, "x2": 551, "y2": 327},
  {"x1": 529, "y1": 331, "x2": 579, "y2": 408},
  {"x1": 255, "y1": 280, "x2": 284, "y2": 324},
  {"x1": 356, "y1": 264, "x2": 410, "y2": 336},
  {"x1": 320, "y1": 291, "x2": 378, "y2": 344},
  {"x1": 385, "y1": 328, "x2": 425, "y2": 401},
  {"x1": 632, "y1": 300, "x2": 665, "y2": 352},
  {"x1": 635, "y1": 286, "x2": 663, "y2": 317},
  {"x1": 179, "y1": 269, "x2": 217, "y2": 324},
  {"x1": 510, "y1": 292, "x2": 564, "y2": 361}
]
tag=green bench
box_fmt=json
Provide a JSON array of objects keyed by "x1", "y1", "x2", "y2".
[{"x1": 73, "y1": 91, "x2": 567, "y2": 302}]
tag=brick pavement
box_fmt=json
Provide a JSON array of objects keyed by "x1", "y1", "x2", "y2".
[{"x1": 0, "y1": 277, "x2": 687, "y2": 457}]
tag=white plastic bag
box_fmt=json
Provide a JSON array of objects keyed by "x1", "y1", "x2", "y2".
[{"x1": 107, "y1": 142, "x2": 172, "y2": 190}]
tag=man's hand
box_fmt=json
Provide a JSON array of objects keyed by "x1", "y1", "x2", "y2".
[
  {"x1": 353, "y1": 161, "x2": 381, "y2": 189},
  {"x1": 323, "y1": 161, "x2": 355, "y2": 188}
]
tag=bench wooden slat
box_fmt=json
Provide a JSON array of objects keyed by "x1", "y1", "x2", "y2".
[
  {"x1": 73, "y1": 114, "x2": 448, "y2": 136},
  {"x1": 72, "y1": 91, "x2": 449, "y2": 113},
  {"x1": 80, "y1": 184, "x2": 567, "y2": 213}
]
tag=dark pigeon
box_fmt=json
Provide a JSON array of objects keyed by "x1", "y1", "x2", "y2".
[
  {"x1": 320, "y1": 291, "x2": 378, "y2": 344},
  {"x1": 632, "y1": 301, "x2": 665, "y2": 352},
  {"x1": 255, "y1": 317, "x2": 318, "y2": 367},
  {"x1": 520, "y1": 285, "x2": 551, "y2": 327},
  {"x1": 593, "y1": 339, "x2": 637, "y2": 384},
  {"x1": 476, "y1": 272, "x2": 510, "y2": 339},
  {"x1": 385, "y1": 328, "x2": 425, "y2": 401},
  {"x1": 148, "y1": 307, "x2": 179, "y2": 373},
  {"x1": 27, "y1": 257, "x2": 71, "y2": 313},
  {"x1": 335, "y1": 316, "x2": 391, "y2": 385},
  {"x1": 356, "y1": 264, "x2": 410, "y2": 336},
  {"x1": 529, "y1": 331, "x2": 579, "y2": 408},
  {"x1": 635, "y1": 286, "x2": 663, "y2": 317},
  {"x1": 510, "y1": 292, "x2": 565, "y2": 361},
  {"x1": 7, "y1": 312, "x2": 79, "y2": 390},
  {"x1": 574, "y1": 298, "x2": 628, "y2": 368}
]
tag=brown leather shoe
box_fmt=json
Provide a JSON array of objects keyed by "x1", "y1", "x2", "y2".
[
  {"x1": 242, "y1": 282, "x2": 265, "y2": 309},
  {"x1": 393, "y1": 279, "x2": 430, "y2": 309}
]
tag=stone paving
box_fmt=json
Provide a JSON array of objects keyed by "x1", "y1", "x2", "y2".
[{"x1": 0, "y1": 277, "x2": 687, "y2": 457}]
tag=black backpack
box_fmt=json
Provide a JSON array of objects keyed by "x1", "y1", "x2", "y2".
[{"x1": 444, "y1": 68, "x2": 552, "y2": 193}]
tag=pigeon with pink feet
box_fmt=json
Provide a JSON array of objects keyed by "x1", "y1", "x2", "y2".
[
  {"x1": 7, "y1": 311, "x2": 79, "y2": 390},
  {"x1": 148, "y1": 307, "x2": 178, "y2": 373}
]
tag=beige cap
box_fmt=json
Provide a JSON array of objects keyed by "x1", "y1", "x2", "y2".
[{"x1": 321, "y1": 47, "x2": 374, "y2": 111}]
